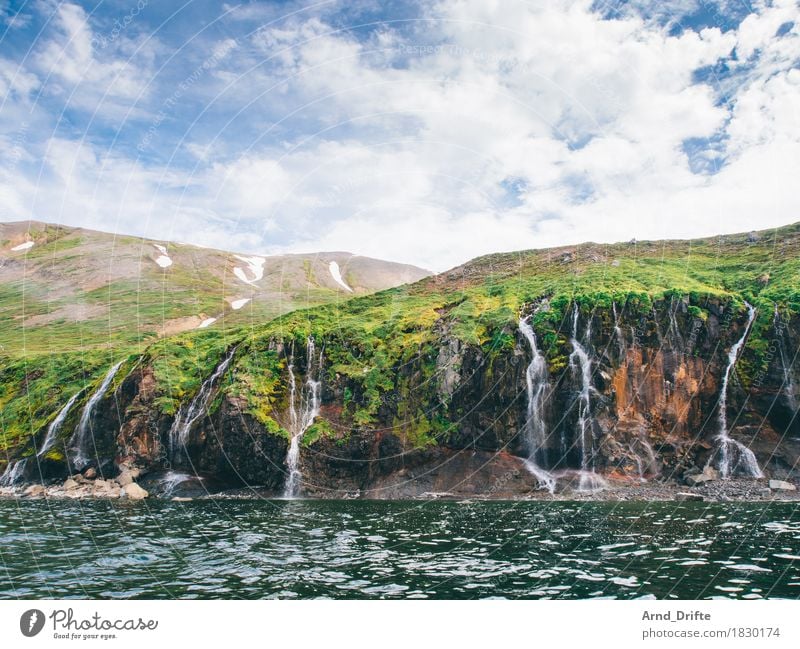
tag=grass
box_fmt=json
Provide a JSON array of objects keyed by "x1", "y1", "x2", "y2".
[{"x1": 3, "y1": 222, "x2": 800, "y2": 462}]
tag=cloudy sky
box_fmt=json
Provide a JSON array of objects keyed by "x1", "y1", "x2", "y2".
[{"x1": 0, "y1": 0, "x2": 798, "y2": 270}]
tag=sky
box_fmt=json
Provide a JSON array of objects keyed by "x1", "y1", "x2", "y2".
[{"x1": 0, "y1": 0, "x2": 798, "y2": 271}]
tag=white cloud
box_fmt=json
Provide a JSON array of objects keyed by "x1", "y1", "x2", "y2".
[
  {"x1": 32, "y1": 2, "x2": 155, "y2": 119},
  {"x1": 1, "y1": 0, "x2": 798, "y2": 271}
]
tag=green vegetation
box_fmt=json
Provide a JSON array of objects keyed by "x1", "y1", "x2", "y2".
[
  {"x1": 3, "y1": 222, "x2": 800, "y2": 461},
  {"x1": 0, "y1": 349, "x2": 124, "y2": 464},
  {"x1": 147, "y1": 328, "x2": 238, "y2": 415},
  {"x1": 0, "y1": 221, "x2": 427, "y2": 354}
]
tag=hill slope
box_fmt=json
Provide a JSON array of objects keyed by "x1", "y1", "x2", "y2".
[
  {"x1": 2, "y1": 222, "x2": 800, "y2": 496},
  {"x1": 0, "y1": 221, "x2": 430, "y2": 352}
]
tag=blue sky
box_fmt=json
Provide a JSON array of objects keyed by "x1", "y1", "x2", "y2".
[{"x1": 0, "y1": 0, "x2": 798, "y2": 270}]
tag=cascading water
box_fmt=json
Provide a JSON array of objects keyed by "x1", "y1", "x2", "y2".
[
  {"x1": 283, "y1": 337, "x2": 322, "y2": 498},
  {"x1": 774, "y1": 304, "x2": 798, "y2": 412},
  {"x1": 168, "y1": 347, "x2": 237, "y2": 464},
  {"x1": 569, "y1": 304, "x2": 602, "y2": 491},
  {"x1": 629, "y1": 435, "x2": 658, "y2": 481},
  {"x1": 37, "y1": 390, "x2": 82, "y2": 459},
  {"x1": 69, "y1": 361, "x2": 124, "y2": 471},
  {"x1": 155, "y1": 470, "x2": 204, "y2": 497},
  {"x1": 612, "y1": 302, "x2": 626, "y2": 358},
  {"x1": 667, "y1": 299, "x2": 683, "y2": 346},
  {"x1": 518, "y1": 316, "x2": 555, "y2": 493},
  {"x1": 710, "y1": 303, "x2": 763, "y2": 478},
  {"x1": 0, "y1": 458, "x2": 27, "y2": 487}
]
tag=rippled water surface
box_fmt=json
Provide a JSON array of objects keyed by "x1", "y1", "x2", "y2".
[{"x1": 1, "y1": 500, "x2": 799, "y2": 599}]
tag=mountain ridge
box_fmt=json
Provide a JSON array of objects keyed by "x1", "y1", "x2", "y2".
[{"x1": 0, "y1": 220, "x2": 430, "y2": 352}]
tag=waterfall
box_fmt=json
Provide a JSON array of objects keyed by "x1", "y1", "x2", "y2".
[
  {"x1": 283, "y1": 337, "x2": 323, "y2": 498},
  {"x1": 155, "y1": 470, "x2": 203, "y2": 497},
  {"x1": 711, "y1": 303, "x2": 763, "y2": 478},
  {"x1": 612, "y1": 302, "x2": 625, "y2": 357},
  {"x1": 0, "y1": 458, "x2": 28, "y2": 487},
  {"x1": 168, "y1": 347, "x2": 237, "y2": 464},
  {"x1": 667, "y1": 299, "x2": 683, "y2": 346},
  {"x1": 630, "y1": 435, "x2": 658, "y2": 481},
  {"x1": 37, "y1": 391, "x2": 82, "y2": 459},
  {"x1": 774, "y1": 304, "x2": 798, "y2": 412},
  {"x1": 569, "y1": 304, "x2": 601, "y2": 491},
  {"x1": 69, "y1": 361, "x2": 124, "y2": 471},
  {"x1": 518, "y1": 316, "x2": 555, "y2": 493},
  {"x1": 0, "y1": 389, "x2": 81, "y2": 486}
]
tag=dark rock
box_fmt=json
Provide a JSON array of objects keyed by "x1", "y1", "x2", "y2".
[
  {"x1": 769, "y1": 479, "x2": 796, "y2": 491},
  {"x1": 675, "y1": 492, "x2": 704, "y2": 502}
]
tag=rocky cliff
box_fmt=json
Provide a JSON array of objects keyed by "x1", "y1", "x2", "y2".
[{"x1": 2, "y1": 225, "x2": 800, "y2": 497}]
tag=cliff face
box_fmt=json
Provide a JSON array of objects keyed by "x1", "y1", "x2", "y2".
[
  {"x1": 20, "y1": 296, "x2": 794, "y2": 497},
  {"x1": 5, "y1": 224, "x2": 800, "y2": 496}
]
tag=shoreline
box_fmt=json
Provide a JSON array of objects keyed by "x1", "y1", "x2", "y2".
[{"x1": 1, "y1": 476, "x2": 798, "y2": 503}]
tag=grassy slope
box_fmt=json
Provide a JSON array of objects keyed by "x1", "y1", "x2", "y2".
[
  {"x1": 3, "y1": 223, "x2": 800, "y2": 460},
  {"x1": 222, "y1": 222, "x2": 800, "y2": 446},
  {"x1": 0, "y1": 221, "x2": 428, "y2": 354}
]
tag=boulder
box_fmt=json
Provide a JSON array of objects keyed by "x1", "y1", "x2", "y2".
[
  {"x1": 117, "y1": 464, "x2": 142, "y2": 481},
  {"x1": 24, "y1": 484, "x2": 46, "y2": 497},
  {"x1": 63, "y1": 478, "x2": 79, "y2": 491},
  {"x1": 93, "y1": 479, "x2": 120, "y2": 498},
  {"x1": 768, "y1": 480, "x2": 796, "y2": 491},
  {"x1": 122, "y1": 483, "x2": 149, "y2": 500},
  {"x1": 83, "y1": 467, "x2": 97, "y2": 480},
  {"x1": 117, "y1": 471, "x2": 135, "y2": 487},
  {"x1": 675, "y1": 492, "x2": 704, "y2": 502},
  {"x1": 685, "y1": 466, "x2": 718, "y2": 487}
]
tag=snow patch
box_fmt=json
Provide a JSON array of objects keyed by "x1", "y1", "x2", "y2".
[
  {"x1": 11, "y1": 241, "x2": 34, "y2": 251},
  {"x1": 231, "y1": 298, "x2": 250, "y2": 310},
  {"x1": 233, "y1": 255, "x2": 265, "y2": 284},
  {"x1": 153, "y1": 244, "x2": 173, "y2": 268},
  {"x1": 329, "y1": 261, "x2": 353, "y2": 292},
  {"x1": 198, "y1": 317, "x2": 217, "y2": 329}
]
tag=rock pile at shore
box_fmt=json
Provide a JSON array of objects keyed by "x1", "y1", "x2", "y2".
[{"x1": 0, "y1": 465, "x2": 149, "y2": 500}]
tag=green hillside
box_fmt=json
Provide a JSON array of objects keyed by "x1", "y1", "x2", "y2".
[
  {"x1": 0, "y1": 221, "x2": 429, "y2": 354},
  {"x1": 3, "y1": 222, "x2": 799, "y2": 466}
]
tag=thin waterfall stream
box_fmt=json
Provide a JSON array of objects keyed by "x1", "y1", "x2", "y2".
[
  {"x1": 69, "y1": 361, "x2": 124, "y2": 471},
  {"x1": 168, "y1": 347, "x2": 237, "y2": 465},
  {"x1": 774, "y1": 304, "x2": 798, "y2": 413},
  {"x1": 283, "y1": 337, "x2": 323, "y2": 498},
  {"x1": 569, "y1": 304, "x2": 604, "y2": 491},
  {"x1": 710, "y1": 303, "x2": 763, "y2": 478},
  {"x1": 518, "y1": 316, "x2": 556, "y2": 493},
  {"x1": 38, "y1": 390, "x2": 82, "y2": 459}
]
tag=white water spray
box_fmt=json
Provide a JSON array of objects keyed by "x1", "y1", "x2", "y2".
[
  {"x1": 38, "y1": 391, "x2": 82, "y2": 458},
  {"x1": 0, "y1": 458, "x2": 28, "y2": 486},
  {"x1": 169, "y1": 347, "x2": 237, "y2": 464},
  {"x1": 283, "y1": 338, "x2": 323, "y2": 498},
  {"x1": 630, "y1": 435, "x2": 658, "y2": 481},
  {"x1": 569, "y1": 304, "x2": 602, "y2": 491},
  {"x1": 774, "y1": 304, "x2": 798, "y2": 412},
  {"x1": 518, "y1": 316, "x2": 555, "y2": 493},
  {"x1": 69, "y1": 361, "x2": 124, "y2": 470},
  {"x1": 711, "y1": 303, "x2": 763, "y2": 478},
  {"x1": 612, "y1": 302, "x2": 626, "y2": 357},
  {"x1": 667, "y1": 300, "x2": 683, "y2": 346}
]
